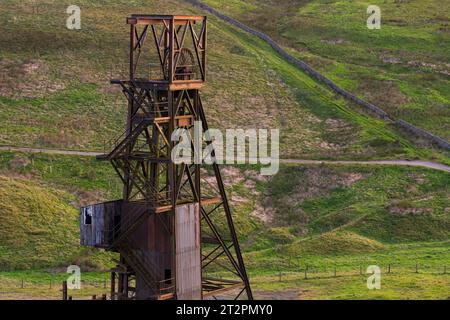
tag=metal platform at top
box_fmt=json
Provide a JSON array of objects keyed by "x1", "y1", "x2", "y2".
[
  {"x1": 125, "y1": 14, "x2": 207, "y2": 89},
  {"x1": 127, "y1": 14, "x2": 205, "y2": 25}
]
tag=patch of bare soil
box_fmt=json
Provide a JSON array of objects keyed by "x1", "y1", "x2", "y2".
[
  {"x1": 389, "y1": 206, "x2": 433, "y2": 216},
  {"x1": 408, "y1": 172, "x2": 428, "y2": 185},
  {"x1": 250, "y1": 203, "x2": 275, "y2": 224},
  {"x1": 8, "y1": 155, "x2": 31, "y2": 170},
  {"x1": 209, "y1": 167, "x2": 275, "y2": 224},
  {"x1": 358, "y1": 80, "x2": 410, "y2": 113},
  {"x1": 378, "y1": 50, "x2": 403, "y2": 65},
  {"x1": 321, "y1": 38, "x2": 347, "y2": 45},
  {"x1": 322, "y1": 118, "x2": 354, "y2": 149},
  {"x1": 407, "y1": 60, "x2": 450, "y2": 76},
  {"x1": 438, "y1": 22, "x2": 450, "y2": 33},
  {"x1": 231, "y1": 195, "x2": 248, "y2": 204},
  {"x1": 254, "y1": 289, "x2": 301, "y2": 300},
  {"x1": 324, "y1": 118, "x2": 351, "y2": 132},
  {"x1": 253, "y1": 168, "x2": 365, "y2": 228},
  {"x1": 243, "y1": 169, "x2": 270, "y2": 183},
  {"x1": 222, "y1": 166, "x2": 245, "y2": 187},
  {"x1": 269, "y1": 168, "x2": 365, "y2": 231},
  {"x1": 0, "y1": 155, "x2": 38, "y2": 180},
  {"x1": 378, "y1": 50, "x2": 450, "y2": 75},
  {"x1": 0, "y1": 170, "x2": 36, "y2": 181},
  {"x1": 70, "y1": 189, "x2": 107, "y2": 208},
  {"x1": 0, "y1": 58, "x2": 65, "y2": 98},
  {"x1": 285, "y1": 168, "x2": 364, "y2": 206},
  {"x1": 380, "y1": 55, "x2": 402, "y2": 64},
  {"x1": 208, "y1": 288, "x2": 301, "y2": 300}
]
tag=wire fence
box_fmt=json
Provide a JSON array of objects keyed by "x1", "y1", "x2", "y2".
[
  {"x1": 0, "y1": 262, "x2": 448, "y2": 300},
  {"x1": 0, "y1": 278, "x2": 112, "y2": 300},
  {"x1": 2, "y1": 278, "x2": 110, "y2": 289},
  {"x1": 252, "y1": 261, "x2": 450, "y2": 281}
]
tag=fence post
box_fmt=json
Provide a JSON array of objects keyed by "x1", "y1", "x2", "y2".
[
  {"x1": 111, "y1": 272, "x2": 116, "y2": 301},
  {"x1": 21, "y1": 279, "x2": 24, "y2": 289},
  {"x1": 360, "y1": 265, "x2": 362, "y2": 275},
  {"x1": 388, "y1": 265, "x2": 391, "y2": 274},
  {"x1": 62, "y1": 281, "x2": 68, "y2": 300},
  {"x1": 416, "y1": 263, "x2": 419, "y2": 274},
  {"x1": 304, "y1": 265, "x2": 308, "y2": 280}
]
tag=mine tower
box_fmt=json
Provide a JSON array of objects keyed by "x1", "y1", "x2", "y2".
[{"x1": 80, "y1": 14, "x2": 252, "y2": 300}]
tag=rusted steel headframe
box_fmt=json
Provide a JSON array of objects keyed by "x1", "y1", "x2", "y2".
[
  {"x1": 99, "y1": 15, "x2": 252, "y2": 300},
  {"x1": 127, "y1": 14, "x2": 206, "y2": 89}
]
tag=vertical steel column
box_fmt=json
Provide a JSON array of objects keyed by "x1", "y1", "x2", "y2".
[
  {"x1": 124, "y1": 22, "x2": 137, "y2": 200},
  {"x1": 202, "y1": 17, "x2": 207, "y2": 82},
  {"x1": 198, "y1": 99, "x2": 253, "y2": 299},
  {"x1": 193, "y1": 89, "x2": 203, "y2": 299}
]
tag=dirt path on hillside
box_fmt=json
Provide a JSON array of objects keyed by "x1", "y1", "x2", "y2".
[
  {"x1": 1, "y1": 146, "x2": 449, "y2": 173},
  {"x1": 0, "y1": 146, "x2": 101, "y2": 157},
  {"x1": 280, "y1": 159, "x2": 450, "y2": 173}
]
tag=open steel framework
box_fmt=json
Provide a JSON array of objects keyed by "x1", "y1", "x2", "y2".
[{"x1": 96, "y1": 15, "x2": 252, "y2": 300}]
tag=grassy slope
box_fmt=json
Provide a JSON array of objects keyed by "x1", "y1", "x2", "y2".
[
  {"x1": 238, "y1": 164, "x2": 450, "y2": 254},
  {"x1": 0, "y1": 0, "x2": 447, "y2": 162},
  {"x1": 203, "y1": 0, "x2": 450, "y2": 140},
  {"x1": 230, "y1": 163, "x2": 450, "y2": 299},
  {"x1": 0, "y1": 151, "x2": 448, "y2": 298},
  {"x1": 0, "y1": 0, "x2": 448, "y2": 299},
  {"x1": 0, "y1": 176, "x2": 80, "y2": 269},
  {"x1": 0, "y1": 151, "x2": 120, "y2": 270},
  {"x1": 0, "y1": 175, "x2": 116, "y2": 270},
  {"x1": 254, "y1": 271, "x2": 450, "y2": 300}
]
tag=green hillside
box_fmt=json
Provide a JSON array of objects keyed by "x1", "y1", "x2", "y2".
[
  {"x1": 202, "y1": 0, "x2": 450, "y2": 140},
  {"x1": 0, "y1": 0, "x2": 448, "y2": 300},
  {"x1": 265, "y1": 165, "x2": 450, "y2": 243},
  {"x1": 0, "y1": 0, "x2": 447, "y2": 162},
  {"x1": 1, "y1": 152, "x2": 449, "y2": 260},
  {"x1": 0, "y1": 176, "x2": 80, "y2": 269},
  {"x1": 0, "y1": 175, "x2": 115, "y2": 270},
  {"x1": 0, "y1": 151, "x2": 449, "y2": 298},
  {"x1": 0, "y1": 152, "x2": 119, "y2": 271}
]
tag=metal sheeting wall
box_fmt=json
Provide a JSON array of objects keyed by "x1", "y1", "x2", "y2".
[
  {"x1": 80, "y1": 201, "x2": 121, "y2": 247},
  {"x1": 175, "y1": 203, "x2": 202, "y2": 300},
  {"x1": 133, "y1": 211, "x2": 174, "y2": 299}
]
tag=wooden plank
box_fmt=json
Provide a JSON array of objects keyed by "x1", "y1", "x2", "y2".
[
  {"x1": 154, "y1": 114, "x2": 194, "y2": 124},
  {"x1": 110, "y1": 80, "x2": 204, "y2": 91},
  {"x1": 127, "y1": 15, "x2": 204, "y2": 26},
  {"x1": 157, "y1": 293, "x2": 175, "y2": 300},
  {"x1": 201, "y1": 197, "x2": 222, "y2": 206},
  {"x1": 170, "y1": 82, "x2": 204, "y2": 91}
]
